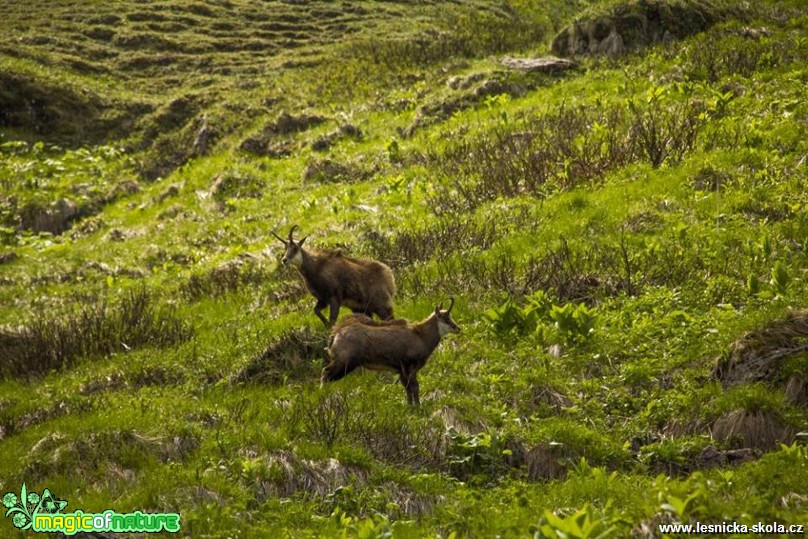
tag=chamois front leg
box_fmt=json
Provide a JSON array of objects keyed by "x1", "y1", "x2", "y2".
[
  {"x1": 328, "y1": 297, "x2": 341, "y2": 326},
  {"x1": 313, "y1": 297, "x2": 329, "y2": 327},
  {"x1": 399, "y1": 369, "x2": 420, "y2": 406}
]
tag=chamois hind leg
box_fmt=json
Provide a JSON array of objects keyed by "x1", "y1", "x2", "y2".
[{"x1": 314, "y1": 298, "x2": 329, "y2": 327}]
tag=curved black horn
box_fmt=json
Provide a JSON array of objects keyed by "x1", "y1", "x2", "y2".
[
  {"x1": 288, "y1": 224, "x2": 299, "y2": 242},
  {"x1": 271, "y1": 230, "x2": 287, "y2": 244},
  {"x1": 447, "y1": 297, "x2": 455, "y2": 313}
]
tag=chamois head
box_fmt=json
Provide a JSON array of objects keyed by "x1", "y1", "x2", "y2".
[
  {"x1": 434, "y1": 297, "x2": 461, "y2": 336},
  {"x1": 272, "y1": 225, "x2": 308, "y2": 268}
]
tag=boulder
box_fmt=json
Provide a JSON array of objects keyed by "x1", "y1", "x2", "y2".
[{"x1": 551, "y1": 0, "x2": 726, "y2": 58}]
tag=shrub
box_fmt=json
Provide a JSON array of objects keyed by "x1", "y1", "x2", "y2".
[
  {"x1": 626, "y1": 86, "x2": 708, "y2": 168},
  {"x1": 0, "y1": 288, "x2": 193, "y2": 379},
  {"x1": 289, "y1": 390, "x2": 447, "y2": 469},
  {"x1": 363, "y1": 219, "x2": 499, "y2": 271}
]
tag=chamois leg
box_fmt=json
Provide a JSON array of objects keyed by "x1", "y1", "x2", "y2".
[
  {"x1": 398, "y1": 369, "x2": 420, "y2": 406},
  {"x1": 313, "y1": 298, "x2": 329, "y2": 327},
  {"x1": 328, "y1": 297, "x2": 341, "y2": 326}
]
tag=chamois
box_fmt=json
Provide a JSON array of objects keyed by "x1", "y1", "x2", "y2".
[
  {"x1": 322, "y1": 298, "x2": 461, "y2": 405},
  {"x1": 273, "y1": 225, "x2": 395, "y2": 326}
]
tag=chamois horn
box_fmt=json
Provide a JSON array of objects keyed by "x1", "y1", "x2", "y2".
[
  {"x1": 288, "y1": 224, "x2": 299, "y2": 243},
  {"x1": 271, "y1": 230, "x2": 287, "y2": 244}
]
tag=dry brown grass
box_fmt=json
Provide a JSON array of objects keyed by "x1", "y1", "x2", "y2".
[
  {"x1": 712, "y1": 409, "x2": 795, "y2": 451},
  {"x1": 714, "y1": 309, "x2": 808, "y2": 397}
]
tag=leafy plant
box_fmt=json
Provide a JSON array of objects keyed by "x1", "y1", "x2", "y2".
[
  {"x1": 446, "y1": 428, "x2": 511, "y2": 481},
  {"x1": 549, "y1": 303, "x2": 598, "y2": 345},
  {"x1": 534, "y1": 503, "x2": 621, "y2": 539},
  {"x1": 770, "y1": 261, "x2": 790, "y2": 297},
  {"x1": 483, "y1": 292, "x2": 597, "y2": 345}
]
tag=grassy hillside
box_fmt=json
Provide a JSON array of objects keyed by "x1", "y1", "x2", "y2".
[{"x1": 1, "y1": 0, "x2": 807, "y2": 537}]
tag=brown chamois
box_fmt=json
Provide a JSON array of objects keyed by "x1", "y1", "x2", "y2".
[
  {"x1": 322, "y1": 298, "x2": 461, "y2": 405},
  {"x1": 273, "y1": 225, "x2": 395, "y2": 326}
]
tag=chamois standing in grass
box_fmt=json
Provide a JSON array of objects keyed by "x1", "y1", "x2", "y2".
[
  {"x1": 273, "y1": 225, "x2": 395, "y2": 326},
  {"x1": 322, "y1": 298, "x2": 461, "y2": 405}
]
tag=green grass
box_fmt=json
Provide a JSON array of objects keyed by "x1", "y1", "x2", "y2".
[{"x1": 1, "y1": 0, "x2": 807, "y2": 537}]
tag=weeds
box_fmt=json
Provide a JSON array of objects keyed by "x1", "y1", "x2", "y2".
[
  {"x1": 535, "y1": 503, "x2": 624, "y2": 538},
  {"x1": 447, "y1": 428, "x2": 512, "y2": 482},
  {"x1": 0, "y1": 288, "x2": 192, "y2": 379},
  {"x1": 427, "y1": 91, "x2": 711, "y2": 213},
  {"x1": 363, "y1": 219, "x2": 499, "y2": 270},
  {"x1": 684, "y1": 24, "x2": 806, "y2": 83},
  {"x1": 427, "y1": 104, "x2": 635, "y2": 213},
  {"x1": 180, "y1": 257, "x2": 270, "y2": 302},
  {"x1": 289, "y1": 390, "x2": 447, "y2": 469}
]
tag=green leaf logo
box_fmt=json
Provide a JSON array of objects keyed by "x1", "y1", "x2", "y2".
[{"x1": 3, "y1": 484, "x2": 67, "y2": 530}]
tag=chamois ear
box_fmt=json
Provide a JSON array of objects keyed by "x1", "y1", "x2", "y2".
[
  {"x1": 299, "y1": 235, "x2": 308, "y2": 246},
  {"x1": 435, "y1": 301, "x2": 443, "y2": 315}
]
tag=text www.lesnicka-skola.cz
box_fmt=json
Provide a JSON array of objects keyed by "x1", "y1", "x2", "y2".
[{"x1": 659, "y1": 521, "x2": 805, "y2": 535}]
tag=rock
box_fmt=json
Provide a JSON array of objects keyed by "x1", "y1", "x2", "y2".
[
  {"x1": 192, "y1": 114, "x2": 216, "y2": 156},
  {"x1": 155, "y1": 182, "x2": 183, "y2": 203},
  {"x1": 447, "y1": 72, "x2": 487, "y2": 90},
  {"x1": 596, "y1": 29, "x2": 625, "y2": 58},
  {"x1": 551, "y1": 0, "x2": 725, "y2": 58},
  {"x1": 739, "y1": 26, "x2": 770, "y2": 40},
  {"x1": 0, "y1": 251, "x2": 17, "y2": 264},
  {"x1": 19, "y1": 198, "x2": 78, "y2": 234},
  {"x1": 500, "y1": 56, "x2": 576, "y2": 72},
  {"x1": 695, "y1": 445, "x2": 758, "y2": 469}
]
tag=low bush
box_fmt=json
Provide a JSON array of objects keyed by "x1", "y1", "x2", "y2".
[{"x1": 0, "y1": 288, "x2": 193, "y2": 379}]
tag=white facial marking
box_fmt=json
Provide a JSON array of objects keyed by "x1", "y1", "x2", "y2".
[
  {"x1": 438, "y1": 318, "x2": 453, "y2": 337},
  {"x1": 289, "y1": 249, "x2": 303, "y2": 267}
]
